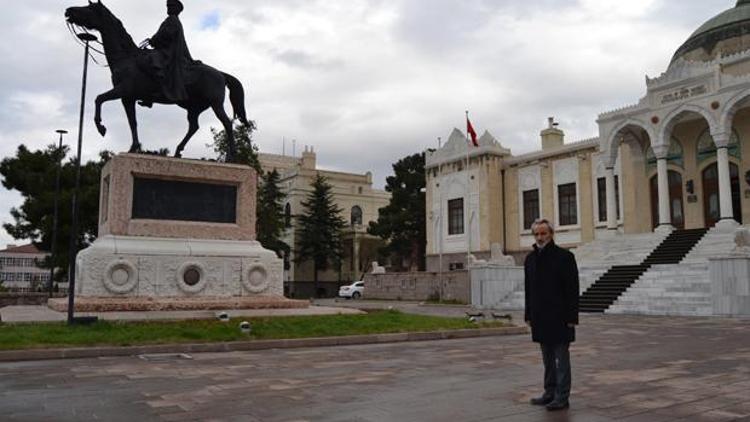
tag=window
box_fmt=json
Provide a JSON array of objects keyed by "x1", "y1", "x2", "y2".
[
  {"x1": 351, "y1": 206, "x2": 363, "y2": 226},
  {"x1": 448, "y1": 198, "x2": 464, "y2": 235},
  {"x1": 558, "y1": 183, "x2": 578, "y2": 226},
  {"x1": 522, "y1": 189, "x2": 540, "y2": 230},
  {"x1": 284, "y1": 203, "x2": 291, "y2": 227}
]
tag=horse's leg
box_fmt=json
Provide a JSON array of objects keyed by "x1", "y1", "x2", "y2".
[
  {"x1": 121, "y1": 98, "x2": 142, "y2": 153},
  {"x1": 211, "y1": 102, "x2": 236, "y2": 162},
  {"x1": 94, "y1": 88, "x2": 122, "y2": 137},
  {"x1": 174, "y1": 106, "x2": 205, "y2": 158}
]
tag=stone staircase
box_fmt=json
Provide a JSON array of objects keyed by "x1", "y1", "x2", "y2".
[
  {"x1": 479, "y1": 227, "x2": 740, "y2": 315},
  {"x1": 486, "y1": 233, "x2": 664, "y2": 310},
  {"x1": 493, "y1": 265, "x2": 611, "y2": 310},
  {"x1": 607, "y1": 227, "x2": 740, "y2": 316},
  {"x1": 580, "y1": 228, "x2": 709, "y2": 313},
  {"x1": 607, "y1": 263, "x2": 712, "y2": 316}
]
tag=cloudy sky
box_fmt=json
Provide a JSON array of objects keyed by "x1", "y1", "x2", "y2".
[{"x1": 0, "y1": 0, "x2": 734, "y2": 245}]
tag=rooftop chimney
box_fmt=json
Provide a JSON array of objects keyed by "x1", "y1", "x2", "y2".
[
  {"x1": 301, "y1": 145, "x2": 316, "y2": 170},
  {"x1": 541, "y1": 117, "x2": 564, "y2": 150}
]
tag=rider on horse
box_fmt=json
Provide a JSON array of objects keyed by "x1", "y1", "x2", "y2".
[{"x1": 139, "y1": 0, "x2": 197, "y2": 107}]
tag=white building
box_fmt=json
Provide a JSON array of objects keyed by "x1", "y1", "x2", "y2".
[{"x1": 0, "y1": 244, "x2": 50, "y2": 290}]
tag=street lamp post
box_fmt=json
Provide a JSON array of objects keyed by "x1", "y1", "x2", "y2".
[
  {"x1": 48, "y1": 129, "x2": 68, "y2": 298},
  {"x1": 66, "y1": 32, "x2": 97, "y2": 324}
]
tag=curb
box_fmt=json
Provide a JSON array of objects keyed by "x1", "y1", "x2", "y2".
[{"x1": 0, "y1": 326, "x2": 528, "y2": 363}]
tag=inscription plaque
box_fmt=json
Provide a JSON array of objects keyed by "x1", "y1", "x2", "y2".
[{"x1": 132, "y1": 177, "x2": 237, "y2": 223}]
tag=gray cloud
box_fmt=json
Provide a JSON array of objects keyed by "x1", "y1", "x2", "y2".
[{"x1": 0, "y1": 0, "x2": 738, "y2": 244}]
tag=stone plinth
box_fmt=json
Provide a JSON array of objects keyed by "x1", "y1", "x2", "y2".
[
  {"x1": 710, "y1": 255, "x2": 750, "y2": 316},
  {"x1": 70, "y1": 154, "x2": 294, "y2": 308},
  {"x1": 98, "y1": 153, "x2": 256, "y2": 241},
  {"x1": 470, "y1": 264, "x2": 524, "y2": 310}
]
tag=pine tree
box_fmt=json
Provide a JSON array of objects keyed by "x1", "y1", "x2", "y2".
[
  {"x1": 256, "y1": 169, "x2": 289, "y2": 258},
  {"x1": 209, "y1": 121, "x2": 261, "y2": 172},
  {"x1": 295, "y1": 173, "x2": 347, "y2": 296},
  {"x1": 368, "y1": 152, "x2": 426, "y2": 271},
  {"x1": 1, "y1": 145, "x2": 112, "y2": 282}
]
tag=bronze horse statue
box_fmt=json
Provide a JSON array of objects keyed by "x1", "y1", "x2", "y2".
[{"x1": 65, "y1": 1, "x2": 246, "y2": 161}]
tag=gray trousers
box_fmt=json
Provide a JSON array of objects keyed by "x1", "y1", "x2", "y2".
[{"x1": 540, "y1": 342, "x2": 571, "y2": 402}]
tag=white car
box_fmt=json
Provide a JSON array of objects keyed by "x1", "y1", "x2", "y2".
[{"x1": 338, "y1": 281, "x2": 364, "y2": 299}]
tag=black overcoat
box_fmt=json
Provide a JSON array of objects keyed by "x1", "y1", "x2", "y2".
[
  {"x1": 150, "y1": 15, "x2": 195, "y2": 102},
  {"x1": 524, "y1": 241, "x2": 579, "y2": 344}
]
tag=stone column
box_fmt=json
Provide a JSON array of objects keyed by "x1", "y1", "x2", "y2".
[
  {"x1": 605, "y1": 166, "x2": 618, "y2": 231},
  {"x1": 713, "y1": 132, "x2": 739, "y2": 231},
  {"x1": 655, "y1": 152, "x2": 672, "y2": 232}
]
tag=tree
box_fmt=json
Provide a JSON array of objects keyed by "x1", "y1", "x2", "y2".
[
  {"x1": 256, "y1": 169, "x2": 289, "y2": 258},
  {"x1": 209, "y1": 121, "x2": 261, "y2": 172},
  {"x1": 368, "y1": 152, "x2": 426, "y2": 271},
  {"x1": 0, "y1": 145, "x2": 112, "y2": 282},
  {"x1": 295, "y1": 173, "x2": 347, "y2": 296}
]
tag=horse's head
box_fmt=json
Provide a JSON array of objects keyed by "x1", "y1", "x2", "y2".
[{"x1": 65, "y1": 1, "x2": 109, "y2": 32}]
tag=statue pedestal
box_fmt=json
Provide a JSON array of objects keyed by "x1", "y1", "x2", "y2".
[{"x1": 52, "y1": 154, "x2": 302, "y2": 312}]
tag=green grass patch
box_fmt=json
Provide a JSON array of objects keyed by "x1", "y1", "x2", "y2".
[{"x1": 0, "y1": 310, "x2": 508, "y2": 351}]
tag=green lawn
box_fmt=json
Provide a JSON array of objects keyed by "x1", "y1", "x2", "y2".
[{"x1": 0, "y1": 310, "x2": 508, "y2": 351}]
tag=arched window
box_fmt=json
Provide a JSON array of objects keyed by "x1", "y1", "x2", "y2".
[
  {"x1": 284, "y1": 203, "x2": 291, "y2": 227},
  {"x1": 351, "y1": 206, "x2": 363, "y2": 226},
  {"x1": 696, "y1": 129, "x2": 741, "y2": 165},
  {"x1": 646, "y1": 137, "x2": 684, "y2": 170}
]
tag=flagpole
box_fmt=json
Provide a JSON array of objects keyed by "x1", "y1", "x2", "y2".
[{"x1": 465, "y1": 110, "x2": 471, "y2": 267}]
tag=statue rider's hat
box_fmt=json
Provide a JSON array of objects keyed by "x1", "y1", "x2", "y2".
[{"x1": 167, "y1": 0, "x2": 184, "y2": 14}]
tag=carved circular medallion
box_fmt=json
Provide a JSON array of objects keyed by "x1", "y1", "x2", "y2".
[
  {"x1": 711, "y1": 101, "x2": 720, "y2": 110},
  {"x1": 243, "y1": 264, "x2": 269, "y2": 293},
  {"x1": 103, "y1": 260, "x2": 138, "y2": 294},
  {"x1": 651, "y1": 116, "x2": 659, "y2": 124},
  {"x1": 183, "y1": 268, "x2": 201, "y2": 286},
  {"x1": 176, "y1": 262, "x2": 208, "y2": 294}
]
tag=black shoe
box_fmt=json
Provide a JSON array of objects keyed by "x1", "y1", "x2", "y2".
[
  {"x1": 546, "y1": 400, "x2": 569, "y2": 411},
  {"x1": 530, "y1": 395, "x2": 554, "y2": 406}
]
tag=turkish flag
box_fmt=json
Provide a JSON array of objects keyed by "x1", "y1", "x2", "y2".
[{"x1": 466, "y1": 117, "x2": 478, "y2": 147}]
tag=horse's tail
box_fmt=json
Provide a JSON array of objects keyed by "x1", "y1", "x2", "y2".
[{"x1": 222, "y1": 72, "x2": 248, "y2": 125}]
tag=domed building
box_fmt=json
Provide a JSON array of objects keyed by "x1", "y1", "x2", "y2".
[
  {"x1": 598, "y1": 0, "x2": 750, "y2": 234},
  {"x1": 420, "y1": 2, "x2": 750, "y2": 316}
]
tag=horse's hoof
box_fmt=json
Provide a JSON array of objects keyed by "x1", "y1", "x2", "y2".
[
  {"x1": 97, "y1": 125, "x2": 107, "y2": 137},
  {"x1": 174, "y1": 152, "x2": 182, "y2": 158}
]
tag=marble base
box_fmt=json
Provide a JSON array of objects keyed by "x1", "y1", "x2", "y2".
[
  {"x1": 654, "y1": 224, "x2": 675, "y2": 235},
  {"x1": 710, "y1": 255, "x2": 750, "y2": 316},
  {"x1": 715, "y1": 219, "x2": 741, "y2": 233},
  {"x1": 48, "y1": 295, "x2": 307, "y2": 312},
  {"x1": 74, "y1": 235, "x2": 283, "y2": 298}
]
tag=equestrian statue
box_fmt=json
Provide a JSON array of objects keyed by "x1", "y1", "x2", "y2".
[{"x1": 65, "y1": 0, "x2": 246, "y2": 162}]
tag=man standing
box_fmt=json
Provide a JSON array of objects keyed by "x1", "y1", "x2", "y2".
[{"x1": 524, "y1": 218, "x2": 579, "y2": 411}]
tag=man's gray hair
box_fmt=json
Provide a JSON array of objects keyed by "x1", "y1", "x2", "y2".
[{"x1": 531, "y1": 218, "x2": 555, "y2": 234}]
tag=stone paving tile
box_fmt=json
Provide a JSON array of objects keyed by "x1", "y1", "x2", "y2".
[{"x1": 2, "y1": 314, "x2": 750, "y2": 421}]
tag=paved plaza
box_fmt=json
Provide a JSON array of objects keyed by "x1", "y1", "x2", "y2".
[{"x1": 2, "y1": 312, "x2": 750, "y2": 422}]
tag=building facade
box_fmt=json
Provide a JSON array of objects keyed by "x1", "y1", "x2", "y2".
[
  {"x1": 426, "y1": 1, "x2": 750, "y2": 270},
  {"x1": 0, "y1": 244, "x2": 50, "y2": 290},
  {"x1": 258, "y1": 147, "x2": 390, "y2": 291}
]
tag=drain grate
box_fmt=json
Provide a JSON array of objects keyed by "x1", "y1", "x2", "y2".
[{"x1": 138, "y1": 353, "x2": 193, "y2": 362}]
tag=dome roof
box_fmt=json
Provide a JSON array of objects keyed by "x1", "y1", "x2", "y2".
[{"x1": 670, "y1": 1, "x2": 750, "y2": 66}]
